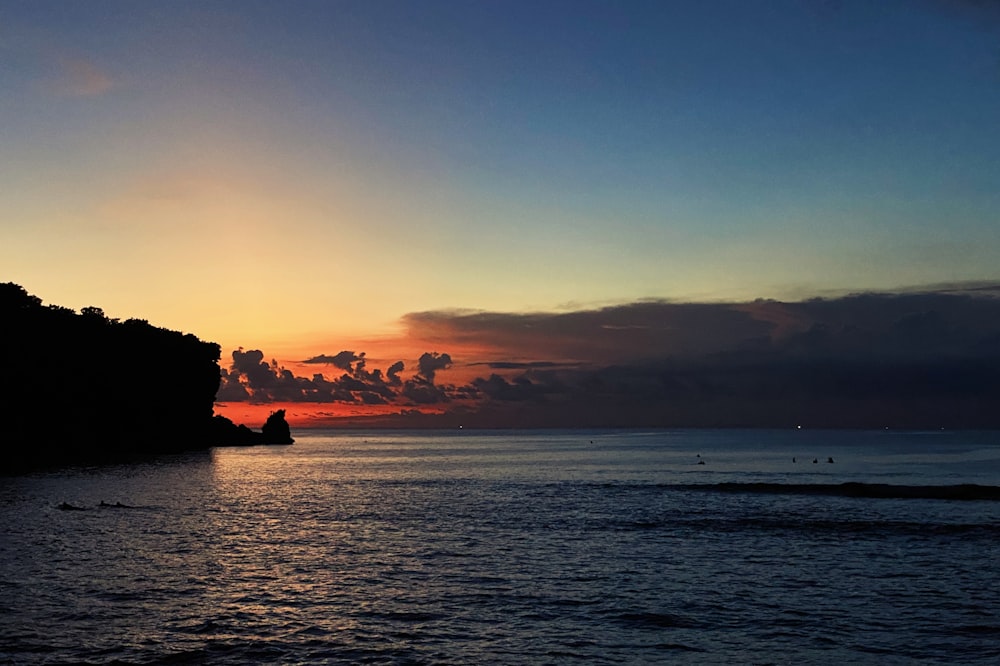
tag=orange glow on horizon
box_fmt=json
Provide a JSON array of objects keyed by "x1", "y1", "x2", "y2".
[{"x1": 214, "y1": 401, "x2": 453, "y2": 430}]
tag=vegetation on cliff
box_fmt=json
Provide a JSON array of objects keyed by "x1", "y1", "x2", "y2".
[{"x1": 1, "y1": 283, "x2": 291, "y2": 472}]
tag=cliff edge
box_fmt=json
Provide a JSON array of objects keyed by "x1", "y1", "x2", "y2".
[{"x1": 1, "y1": 283, "x2": 292, "y2": 472}]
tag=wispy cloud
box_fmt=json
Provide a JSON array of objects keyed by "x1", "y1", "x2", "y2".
[{"x1": 53, "y1": 57, "x2": 112, "y2": 97}]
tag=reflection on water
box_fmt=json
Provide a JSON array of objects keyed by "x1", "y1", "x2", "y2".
[{"x1": 2, "y1": 430, "x2": 999, "y2": 664}]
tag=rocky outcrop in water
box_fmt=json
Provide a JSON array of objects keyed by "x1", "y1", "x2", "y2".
[
  {"x1": 209, "y1": 410, "x2": 294, "y2": 446},
  {"x1": 1, "y1": 283, "x2": 292, "y2": 472},
  {"x1": 261, "y1": 409, "x2": 294, "y2": 445}
]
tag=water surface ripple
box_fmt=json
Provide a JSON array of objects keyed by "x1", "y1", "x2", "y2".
[{"x1": 2, "y1": 429, "x2": 999, "y2": 664}]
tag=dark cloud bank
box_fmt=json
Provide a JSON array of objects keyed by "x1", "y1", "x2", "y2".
[{"x1": 222, "y1": 287, "x2": 1000, "y2": 429}]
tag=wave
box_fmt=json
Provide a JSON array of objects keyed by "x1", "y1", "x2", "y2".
[{"x1": 681, "y1": 482, "x2": 1000, "y2": 501}]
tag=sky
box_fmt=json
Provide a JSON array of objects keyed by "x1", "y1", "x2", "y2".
[{"x1": 3, "y1": 1, "x2": 1000, "y2": 427}]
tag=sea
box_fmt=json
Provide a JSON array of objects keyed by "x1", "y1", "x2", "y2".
[{"x1": 2, "y1": 429, "x2": 999, "y2": 665}]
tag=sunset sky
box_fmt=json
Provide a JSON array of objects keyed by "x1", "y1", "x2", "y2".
[{"x1": 3, "y1": 1, "x2": 1000, "y2": 427}]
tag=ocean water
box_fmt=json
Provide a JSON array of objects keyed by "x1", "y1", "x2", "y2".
[{"x1": 1, "y1": 429, "x2": 999, "y2": 665}]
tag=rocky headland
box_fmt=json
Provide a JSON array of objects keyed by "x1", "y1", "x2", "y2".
[{"x1": 1, "y1": 282, "x2": 292, "y2": 472}]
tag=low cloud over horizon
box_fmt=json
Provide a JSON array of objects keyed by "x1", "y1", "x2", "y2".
[{"x1": 217, "y1": 285, "x2": 1000, "y2": 429}]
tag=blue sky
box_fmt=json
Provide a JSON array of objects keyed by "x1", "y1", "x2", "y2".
[{"x1": 2, "y1": 0, "x2": 999, "y2": 358}]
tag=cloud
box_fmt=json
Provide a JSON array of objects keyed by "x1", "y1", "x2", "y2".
[
  {"x1": 386, "y1": 360, "x2": 405, "y2": 385},
  {"x1": 54, "y1": 57, "x2": 113, "y2": 97},
  {"x1": 221, "y1": 349, "x2": 338, "y2": 403},
  {"x1": 216, "y1": 368, "x2": 250, "y2": 402},
  {"x1": 302, "y1": 351, "x2": 365, "y2": 372},
  {"x1": 472, "y1": 374, "x2": 557, "y2": 402},
  {"x1": 401, "y1": 378, "x2": 450, "y2": 404},
  {"x1": 470, "y1": 361, "x2": 564, "y2": 369},
  {"x1": 231, "y1": 349, "x2": 277, "y2": 388},
  {"x1": 417, "y1": 352, "x2": 452, "y2": 382}
]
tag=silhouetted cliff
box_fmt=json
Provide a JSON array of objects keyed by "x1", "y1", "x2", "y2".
[{"x1": 1, "y1": 283, "x2": 291, "y2": 472}]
